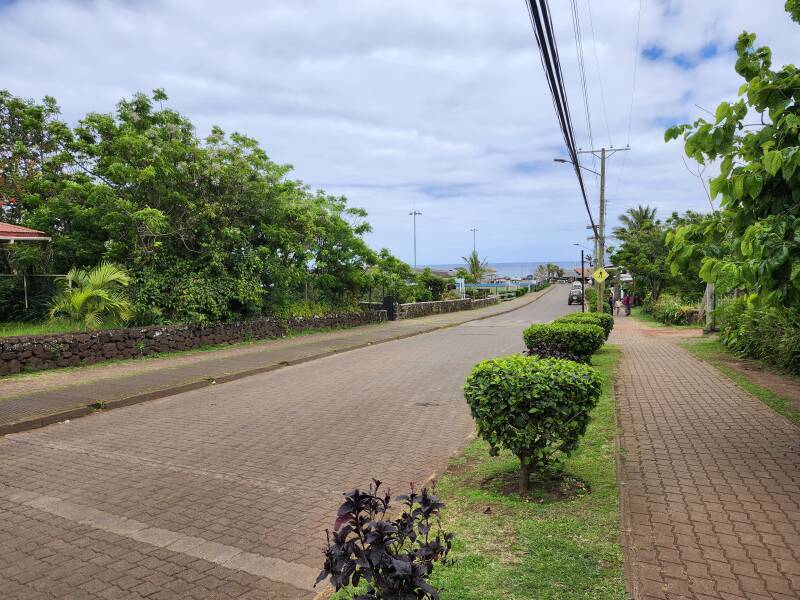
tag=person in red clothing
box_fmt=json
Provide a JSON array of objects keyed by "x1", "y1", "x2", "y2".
[{"x1": 623, "y1": 294, "x2": 632, "y2": 316}]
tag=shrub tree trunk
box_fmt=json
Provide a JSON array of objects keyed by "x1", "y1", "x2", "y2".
[{"x1": 519, "y1": 452, "x2": 530, "y2": 495}]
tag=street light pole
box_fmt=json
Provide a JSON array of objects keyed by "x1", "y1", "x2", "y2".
[
  {"x1": 574, "y1": 146, "x2": 631, "y2": 312},
  {"x1": 470, "y1": 227, "x2": 478, "y2": 253},
  {"x1": 573, "y1": 243, "x2": 585, "y2": 313},
  {"x1": 409, "y1": 210, "x2": 422, "y2": 268}
]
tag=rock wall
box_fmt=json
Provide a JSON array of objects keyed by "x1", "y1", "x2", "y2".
[
  {"x1": 396, "y1": 296, "x2": 499, "y2": 320},
  {"x1": 0, "y1": 311, "x2": 387, "y2": 376}
]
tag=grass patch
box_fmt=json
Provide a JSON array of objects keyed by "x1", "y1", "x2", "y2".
[
  {"x1": 0, "y1": 320, "x2": 88, "y2": 338},
  {"x1": 329, "y1": 346, "x2": 624, "y2": 600},
  {"x1": 682, "y1": 337, "x2": 800, "y2": 426},
  {"x1": 629, "y1": 307, "x2": 698, "y2": 330},
  {"x1": 427, "y1": 345, "x2": 624, "y2": 599}
]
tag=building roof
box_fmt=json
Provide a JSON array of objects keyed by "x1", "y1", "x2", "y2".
[{"x1": 0, "y1": 222, "x2": 49, "y2": 240}]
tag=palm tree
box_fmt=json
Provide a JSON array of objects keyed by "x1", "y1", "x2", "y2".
[
  {"x1": 50, "y1": 262, "x2": 133, "y2": 329},
  {"x1": 461, "y1": 250, "x2": 490, "y2": 282},
  {"x1": 614, "y1": 205, "x2": 658, "y2": 241}
]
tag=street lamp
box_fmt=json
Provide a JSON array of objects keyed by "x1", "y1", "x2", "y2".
[
  {"x1": 469, "y1": 227, "x2": 478, "y2": 253},
  {"x1": 553, "y1": 158, "x2": 600, "y2": 176},
  {"x1": 409, "y1": 210, "x2": 422, "y2": 268},
  {"x1": 573, "y1": 243, "x2": 586, "y2": 313}
]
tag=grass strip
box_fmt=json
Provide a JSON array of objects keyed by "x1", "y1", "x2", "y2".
[
  {"x1": 328, "y1": 346, "x2": 624, "y2": 600},
  {"x1": 682, "y1": 337, "x2": 800, "y2": 426}
]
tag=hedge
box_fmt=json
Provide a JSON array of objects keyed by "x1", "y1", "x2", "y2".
[
  {"x1": 555, "y1": 312, "x2": 614, "y2": 339},
  {"x1": 522, "y1": 322, "x2": 605, "y2": 362},
  {"x1": 464, "y1": 354, "x2": 603, "y2": 493}
]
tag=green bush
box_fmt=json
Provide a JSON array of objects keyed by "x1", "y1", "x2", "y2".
[
  {"x1": 584, "y1": 287, "x2": 612, "y2": 314},
  {"x1": 523, "y1": 322, "x2": 605, "y2": 362},
  {"x1": 464, "y1": 354, "x2": 603, "y2": 493},
  {"x1": 717, "y1": 299, "x2": 800, "y2": 374},
  {"x1": 555, "y1": 312, "x2": 614, "y2": 339},
  {"x1": 645, "y1": 292, "x2": 699, "y2": 325}
]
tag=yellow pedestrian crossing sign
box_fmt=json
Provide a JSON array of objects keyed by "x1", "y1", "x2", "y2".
[{"x1": 593, "y1": 267, "x2": 609, "y2": 283}]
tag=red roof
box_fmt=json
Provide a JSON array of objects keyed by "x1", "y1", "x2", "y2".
[{"x1": 0, "y1": 222, "x2": 48, "y2": 239}]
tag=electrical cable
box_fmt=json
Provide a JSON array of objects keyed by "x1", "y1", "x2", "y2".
[{"x1": 524, "y1": 0, "x2": 598, "y2": 237}]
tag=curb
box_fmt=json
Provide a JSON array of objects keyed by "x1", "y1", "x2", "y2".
[
  {"x1": 613, "y1": 376, "x2": 642, "y2": 600},
  {"x1": 0, "y1": 286, "x2": 555, "y2": 437}
]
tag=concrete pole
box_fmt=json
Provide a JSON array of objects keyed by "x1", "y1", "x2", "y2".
[{"x1": 597, "y1": 147, "x2": 606, "y2": 313}]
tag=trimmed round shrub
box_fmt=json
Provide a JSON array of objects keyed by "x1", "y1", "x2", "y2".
[
  {"x1": 464, "y1": 354, "x2": 603, "y2": 494},
  {"x1": 523, "y1": 322, "x2": 605, "y2": 362},
  {"x1": 555, "y1": 312, "x2": 614, "y2": 339}
]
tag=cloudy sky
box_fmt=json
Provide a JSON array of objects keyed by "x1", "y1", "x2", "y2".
[{"x1": 2, "y1": 0, "x2": 798, "y2": 265}]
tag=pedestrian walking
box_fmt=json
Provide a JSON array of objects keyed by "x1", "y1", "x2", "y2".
[
  {"x1": 615, "y1": 298, "x2": 622, "y2": 316},
  {"x1": 623, "y1": 294, "x2": 631, "y2": 316}
]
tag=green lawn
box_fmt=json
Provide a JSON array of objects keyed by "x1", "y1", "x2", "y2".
[
  {"x1": 629, "y1": 307, "x2": 699, "y2": 330},
  {"x1": 330, "y1": 347, "x2": 624, "y2": 600},
  {"x1": 0, "y1": 320, "x2": 88, "y2": 338},
  {"x1": 682, "y1": 337, "x2": 800, "y2": 426}
]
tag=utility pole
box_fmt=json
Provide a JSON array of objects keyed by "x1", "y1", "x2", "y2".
[
  {"x1": 577, "y1": 146, "x2": 630, "y2": 312},
  {"x1": 409, "y1": 210, "x2": 422, "y2": 268},
  {"x1": 580, "y1": 249, "x2": 585, "y2": 313},
  {"x1": 470, "y1": 227, "x2": 478, "y2": 253}
]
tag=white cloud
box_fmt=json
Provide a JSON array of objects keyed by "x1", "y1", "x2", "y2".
[{"x1": 1, "y1": 0, "x2": 797, "y2": 264}]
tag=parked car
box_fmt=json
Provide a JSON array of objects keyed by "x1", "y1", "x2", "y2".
[{"x1": 568, "y1": 288, "x2": 583, "y2": 305}]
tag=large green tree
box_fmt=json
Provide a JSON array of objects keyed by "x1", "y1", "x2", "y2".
[
  {"x1": 665, "y1": 3, "x2": 800, "y2": 306},
  {"x1": 1, "y1": 90, "x2": 378, "y2": 323}
]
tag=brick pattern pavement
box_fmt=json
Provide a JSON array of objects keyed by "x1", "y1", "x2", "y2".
[
  {"x1": 614, "y1": 317, "x2": 800, "y2": 600},
  {"x1": 0, "y1": 284, "x2": 576, "y2": 598},
  {"x1": 0, "y1": 287, "x2": 551, "y2": 433}
]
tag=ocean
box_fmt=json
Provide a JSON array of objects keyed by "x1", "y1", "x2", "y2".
[{"x1": 423, "y1": 261, "x2": 578, "y2": 279}]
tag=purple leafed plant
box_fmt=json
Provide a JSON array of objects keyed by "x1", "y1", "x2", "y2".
[{"x1": 317, "y1": 479, "x2": 454, "y2": 599}]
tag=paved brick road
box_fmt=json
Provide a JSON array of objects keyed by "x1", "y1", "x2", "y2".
[
  {"x1": 0, "y1": 285, "x2": 576, "y2": 599},
  {"x1": 614, "y1": 317, "x2": 800, "y2": 600}
]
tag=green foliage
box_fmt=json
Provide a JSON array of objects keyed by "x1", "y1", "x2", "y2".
[
  {"x1": 1, "y1": 89, "x2": 377, "y2": 324},
  {"x1": 717, "y1": 298, "x2": 800, "y2": 374},
  {"x1": 533, "y1": 263, "x2": 565, "y2": 281},
  {"x1": 664, "y1": 8, "x2": 800, "y2": 308},
  {"x1": 584, "y1": 287, "x2": 612, "y2": 315},
  {"x1": 642, "y1": 292, "x2": 699, "y2": 326},
  {"x1": 610, "y1": 206, "x2": 675, "y2": 300},
  {"x1": 523, "y1": 322, "x2": 605, "y2": 363},
  {"x1": 49, "y1": 262, "x2": 133, "y2": 329},
  {"x1": 463, "y1": 354, "x2": 603, "y2": 491},
  {"x1": 461, "y1": 250, "x2": 491, "y2": 283},
  {"x1": 555, "y1": 312, "x2": 613, "y2": 339},
  {"x1": 417, "y1": 267, "x2": 449, "y2": 301}
]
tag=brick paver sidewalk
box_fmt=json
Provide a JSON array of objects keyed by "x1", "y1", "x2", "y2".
[{"x1": 613, "y1": 317, "x2": 800, "y2": 600}]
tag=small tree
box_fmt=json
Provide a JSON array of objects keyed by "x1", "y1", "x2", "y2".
[
  {"x1": 522, "y1": 322, "x2": 605, "y2": 362},
  {"x1": 461, "y1": 250, "x2": 490, "y2": 282},
  {"x1": 555, "y1": 312, "x2": 614, "y2": 339},
  {"x1": 464, "y1": 355, "x2": 602, "y2": 494},
  {"x1": 49, "y1": 262, "x2": 132, "y2": 329}
]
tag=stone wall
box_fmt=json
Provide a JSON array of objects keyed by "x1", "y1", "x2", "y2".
[
  {"x1": 396, "y1": 296, "x2": 499, "y2": 320},
  {"x1": 0, "y1": 311, "x2": 387, "y2": 376}
]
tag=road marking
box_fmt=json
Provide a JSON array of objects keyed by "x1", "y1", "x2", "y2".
[{"x1": 0, "y1": 483, "x2": 319, "y2": 592}]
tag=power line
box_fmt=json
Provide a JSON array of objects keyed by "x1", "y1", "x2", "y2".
[
  {"x1": 611, "y1": 0, "x2": 643, "y2": 205},
  {"x1": 626, "y1": 0, "x2": 643, "y2": 146},
  {"x1": 584, "y1": 0, "x2": 613, "y2": 147},
  {"x1": 524, "y1": 0, "x2": 598, "y2": 237},
  {"x1": 569, "y1": 0, "x2": 597, "y2": 174}
]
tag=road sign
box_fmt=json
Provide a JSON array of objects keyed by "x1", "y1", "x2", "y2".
[{"x1": 593, "y1": 267, "x2": 609, "y2": 283}]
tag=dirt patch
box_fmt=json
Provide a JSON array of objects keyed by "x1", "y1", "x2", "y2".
[
  {"x1": 641, "y1": 326, "x2": 703, "y2": 338},
  {"x1": 481, "y1": 470, "x2": 590, "y2": 503},
  {"x1": 719, "y1": 357, "x2": 800, "y2": 413}
]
